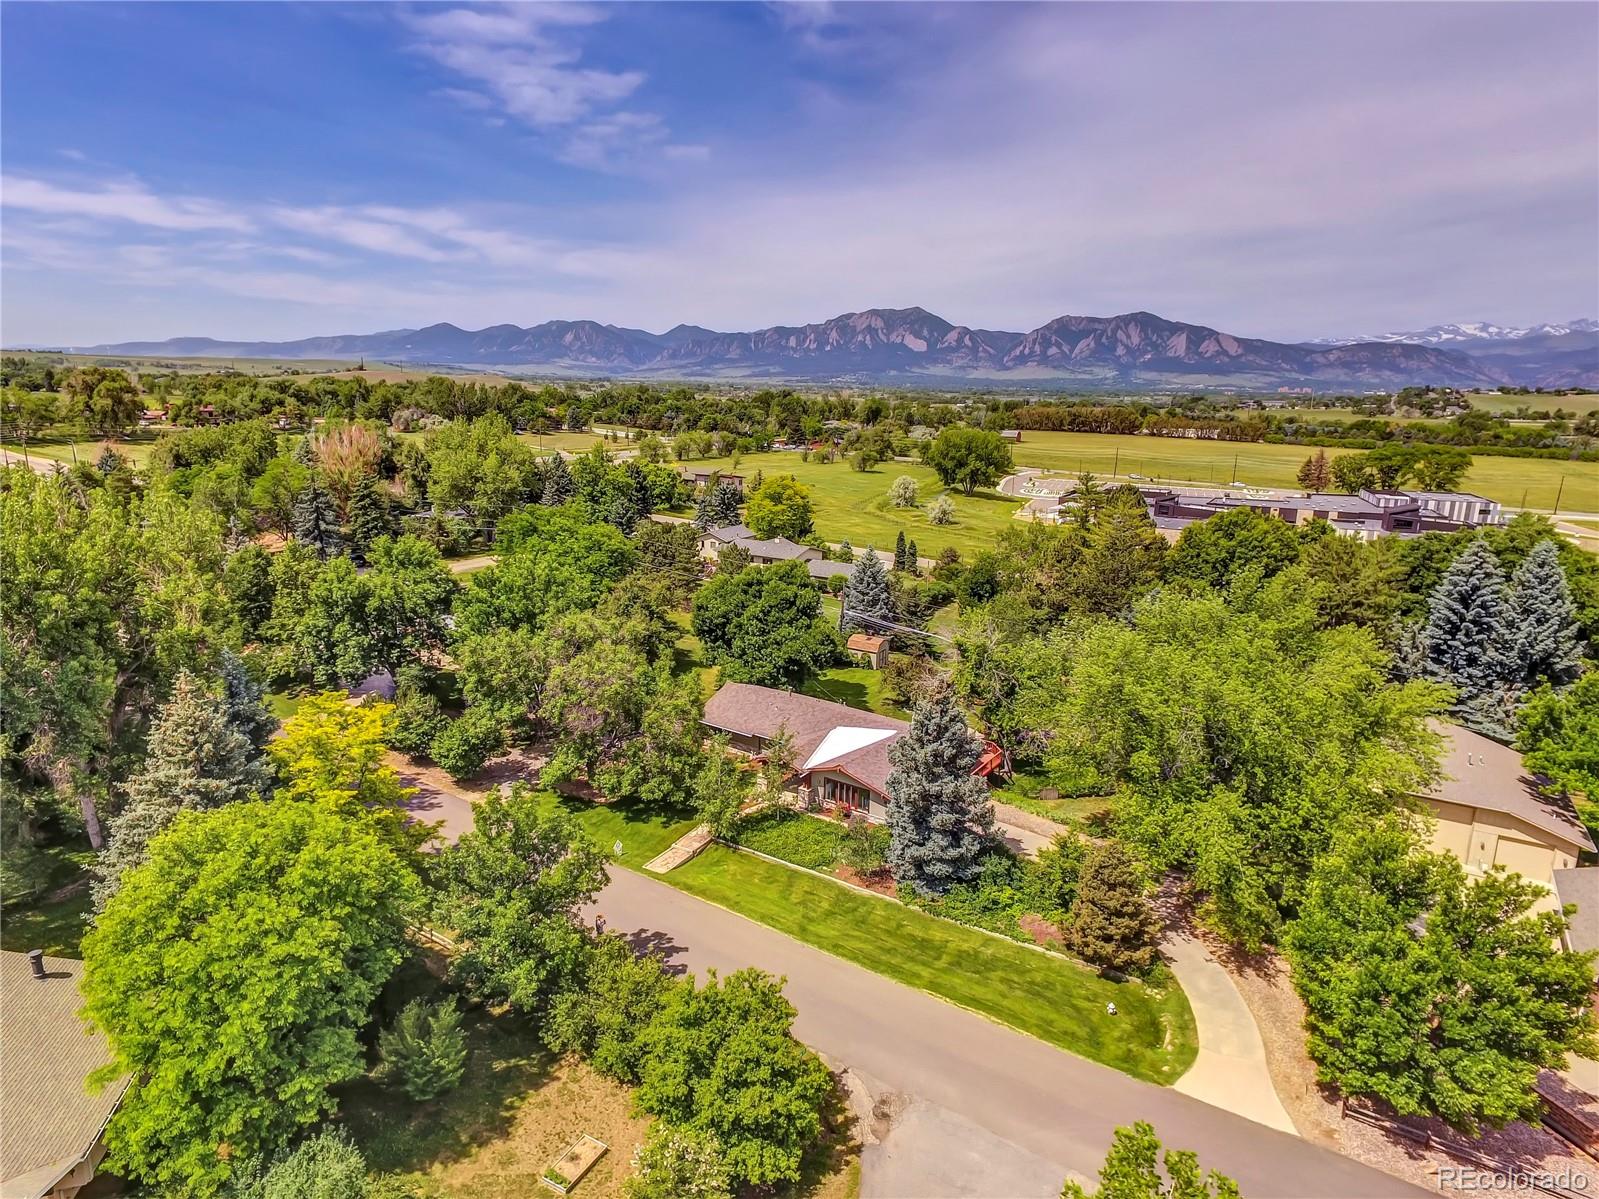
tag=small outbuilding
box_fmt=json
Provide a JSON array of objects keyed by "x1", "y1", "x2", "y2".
[{"x1": 845, "y1": 633, "x2": 890, "y2": 669}]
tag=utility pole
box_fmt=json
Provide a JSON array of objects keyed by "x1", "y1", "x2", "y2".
[
  {"x1": 1552, "y1": 475, "x2": 1565, "y2": 515},
  {"x1": 1111, "y1": 448, "x2": 1119, "y2": 478}
]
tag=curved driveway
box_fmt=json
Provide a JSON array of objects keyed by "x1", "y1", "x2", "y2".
[{"x1": 591, "y1": 868, "x2": 1424, "y2": 1199}]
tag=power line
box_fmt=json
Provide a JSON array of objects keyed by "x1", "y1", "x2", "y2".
[{"x1": 840, "y1": 607, "x2": 952, "y2": 643}]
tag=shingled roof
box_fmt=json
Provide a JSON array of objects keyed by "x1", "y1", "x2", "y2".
[
  {"x1": 1, "y1": 952, "x2": 128, "y2": 1199},
  {"x1": 1426, "y1": 722, "x2": 1594, "y2": 853},
  {"x1": 703, "y1": 682, "x2": 908, "y2": 796}
]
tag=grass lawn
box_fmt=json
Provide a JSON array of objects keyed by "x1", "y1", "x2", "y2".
[
  {"x1": 990, "y1": 768, "x2": 1119, "y2": 830},
  {"x1": 266, "y1": 687, "x2": 311, "y2": 721},
  {"x1": 800, "y1": 665, "x2": 907, "y2": 720},
  {"x1": 1467, "y1": 392, "x2": 1599, "y2": 417},
  {"x1": 670, "y1": 843, "x2": 1196, "y2": 1085},
  {"x1": 1006, "y1": 429, "x2": 1596, "y2": 511},
  {"x1": 1, "y1": 430, "x2": 162, "y2": 468},
  {"x1": 712, "y1": 451, "x2": 1023, "y2": 558},
  {"x1": 1, "y1": 839, "x2": 97, "y2": 957}
]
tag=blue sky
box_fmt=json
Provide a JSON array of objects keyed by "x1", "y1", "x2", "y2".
[{"x1": 3, "y1": 1, "x2": 1596, "y2": 346}]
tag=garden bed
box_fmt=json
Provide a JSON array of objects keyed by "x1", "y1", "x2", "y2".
[{"x1": 540, "y1": 1134, "x2": 607, "y2": 1194}]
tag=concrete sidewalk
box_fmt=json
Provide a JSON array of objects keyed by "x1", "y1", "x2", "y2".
[{"x1": 1165, "y1": 925, "x2": 1298, "y2": 1135}]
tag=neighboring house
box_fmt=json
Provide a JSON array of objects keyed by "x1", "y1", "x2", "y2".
[
  {"x1": 681, "y1": 468, "x2": 744, "y2": 491},
  {"x1": 845, "y1": 633, "x2": 890, "y2": 669},
  {"x1": 1, "y1": 951, "x2": 128, "y2": 1199},
  {"x1": 806, "y1": 559, "x2": 853, "y2": 583},
  {"x1": 137, "y1": 408, "x2": 166, "y2": 427},
  {"x1": 1420, "y1": 723, "x2": 1594, "y2": 913},
  {"x1": 1552, "y1": 868, "x2": 1599, "y2": 957},
  {"x1": 696, "y1": 525, "x2": 821, "y2": 566},
  {"x1": 702, "y1": 682, "x2": 1000, "y2": 822}
]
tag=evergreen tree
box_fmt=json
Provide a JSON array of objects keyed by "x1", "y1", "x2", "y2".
[
  {"x1": 290, "y1": 436, "x2": 314, "y2": 466},
  {"x1": 220, "y1": 649, "x2": 276, "y2": 752},
  {"x1": 836, "y1": 539, "x2": 854, "y2": 563},
  {"x1": 842, "y1": 548, "x2": 894, "y2": 633},
  {"x1": 93, "y1": 671, "x2": 272, "y2": 912},
  {"x1": 1421, "y1": 539, "x2": 1519, "y2": 717},
  {"x1": 540, "y1": 453, "x2": 575, "y2": 505},
  {"x1": 885, "y1": 693, "x2": 996, "y2": 896},
  {"x1": 379, "y1": 997, "x2": 468, "y2": 1101},
  {"x1": 1064, "y1": 840, "x2": 1161, "y2": 973},
  {"x1": 1510, "y1": 539, "x2": 1581, "y2": 687},
  {"x1": 695, "y1": 482, "x2": 743, "y2": 531},
  {"x1": 291, "y1": 476, "x2": 342, "y2": 559},
  {"x1": 1296, "y1": 449, "x2": 1332, "y2": 491},
  {"x1": 906, "y1": 539, "x2": 919, "y2": 574},
  {"x1": 893, "y1": 530, "x2": 909, "y2": 571},
  {"x1": 346, "y1": 472, "x2": 391, "y2": 562}
]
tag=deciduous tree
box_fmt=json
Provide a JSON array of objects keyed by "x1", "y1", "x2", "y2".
[
  {"x1": 691, "y1": 561, "x2": 839, "y2": 686},
  {"x1": 924, "y1": 427, "x2": 1012, "y2": 496},
  {"x1": 744, "y1": 474, "x2": 814, "y2": 539},
  {"x1": 1060, "y1": 1122, "x2": 1240, "y2": 1199}
]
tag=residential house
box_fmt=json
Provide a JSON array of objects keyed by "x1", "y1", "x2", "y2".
[
  {"x1": 1552, "y1": 868, "x2": 1599, "y2": 957},
  {"x1": 681, "y1": 468, "x2": 744, "y2": 492},
  {"x1": 806, "y1": 559, "x2": 853, "y2": 584},
  {"x1": 1420, "y1": 723, "x2": 1593, "y2": 914},
  {"x1": 696, "y1": 524, "x2": 821, "y2": 566},
  {"x1": 845, "y1": 633, "x2": 890, "y2": 669},
  {"x1": 702, "y1": 682, "x2": 1000, "y2": 822},
  {"x1": 2, "y1": 951, "x2": 128, "y2": 1199}
]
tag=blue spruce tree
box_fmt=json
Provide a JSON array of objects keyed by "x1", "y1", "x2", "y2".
[
  {"x1": 842, "y1": 548, "x2": 895, "y2": 634},
  {"x1": 1510, "y1": 539, "x2": 1581, "y2": 687},
  {"x1": 885, "y1": 693, "x2": 996, "y2": 896},
  {"x1": 291, "y1": 476, "x2": 343, "y2": 559},
  {"x1": 1422, "y1": 539, "x2": 1520, "y2": 732}
]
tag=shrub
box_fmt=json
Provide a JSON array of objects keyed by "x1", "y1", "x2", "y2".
[
  {"x1": 909, "y1": 851, "x2": 1030, "y2": 940},
  {"x1": 888, "y1": 475, "x2": 920, "y2": 507},
  {"x1": 378, "y1": 997, "x2": 468, "y2": 1101},
  {"x1": 732, "y1": 809, "x2": 847, "y2": 871},
  {"x1": 428, "y1": 708, "x2": 504, "y2": 780},
  {"x1": 389, "y1": 673, "x2": 450, "y2": 758},
  {"x1": 927, "y1": 494, "x2": 955, "y2": 525},
  {"x1": 626, "y1": 1124, "x2": 732, "y2": 1199},
  {"x1": 839, "y1": 818, "x2": 891, "y2": 878},
  {"x1": 231, "y1": 1129, "x2": 368, "y2": 1199}
]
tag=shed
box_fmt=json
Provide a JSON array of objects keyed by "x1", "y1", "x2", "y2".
[{"x1": 845, "y1": 633, "x2": 890, "y2": 669}]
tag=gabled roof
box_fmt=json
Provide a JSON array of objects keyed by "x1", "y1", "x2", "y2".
[
  {"x1": 2, "y1": 953, "x2": 128, "y2": 1199},
  {"x1": 702, "y1": 523, "x2": 753, "y2": 543},
  {"x1": 703, "y1": 682, "x2": 908, "y2": 796},
  {"x1": 846, "y1": 633, "x2": 888, "y2": 652},
  {"x1": 733, "y1": 536, "x2": 818, "y2": 561},
  {"x1": 1553, "y1": 869, "x2": 1599, "y2": 954},
  {"x1": 807, "y1": 560, "x2": 853, "y2": 580},
  {"x1": 1425, "y1": 722, "x2": 1595, "y2": 853}
]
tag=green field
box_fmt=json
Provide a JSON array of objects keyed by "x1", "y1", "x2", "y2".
[
  {"x1": 0, "y1": 430, "x2": 163, "y2": 468},
  {"x1": 1007, "y1": 430, "x2": 1597, "y2": 512},
  {"x1": 1466, "y1": 392, "x2": 1599, "y2": 417},
  {"x1": 709, "y1": 451, "x2": 1022, "y2": 557},
  {"x1": 534, "y1": 792, "x2": 1196, "y2": 1083}
]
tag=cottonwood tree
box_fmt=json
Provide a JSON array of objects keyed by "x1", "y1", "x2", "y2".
[
  {"x1": 93, "y1": 670, "x2": 273, "y2": 912},
  {"x1": 1510, "y1": 538, "x2": 1581, "y2": 687},
  {"x1": 1286, "y1": 819, "x2": 1597, "y2": 1133},
  {"x1": 547, "y1": 933, "x2": 686, "y2": 1084},
  {"x1": 842, "y1": 548, "x2": 895, "y2": 633},
  {"x1": 1518, "y1": 673, "x2": 1599, "y2": 846},
  {"x1": 886, "y1": 693, "x2": 996, "y2": 896},
  {"x1": 1065, "y1": 841, "x2": 1161, "y2": 973},
  {"x1": 924, "y1": 427, "x2": 1012, "y2": 495},
  {"x1": 636, "y1": 968, "x2": 832, "y2": 1187},
  {"x1": 81, "y1": 801, "x2": 416, "y2": 1195},
  {"x1": 432, "y1": 786, "x2": 610, "y2": 1012},
  {"x1": 1164, "y1": 507, "x2": 1301, "y2": 589},
  {"x1": 1061, "y1": 1123, "x2": 1240, "y2": 1199}
]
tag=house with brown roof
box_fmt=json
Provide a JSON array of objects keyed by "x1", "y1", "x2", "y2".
[
  {"x1": 1421, "y1": 723, "x2": 1594, "y2": 913},
  {"x1": 702, "y1": 682, "x2": 999, "y2": 822},
  {"x1": 1, "y1": 951, "x2": 128, "y2": 1199}
]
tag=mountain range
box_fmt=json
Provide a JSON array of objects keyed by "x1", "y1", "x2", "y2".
[{"x1": 69, "y1": 308, "x2": 1599, "y2": 390}]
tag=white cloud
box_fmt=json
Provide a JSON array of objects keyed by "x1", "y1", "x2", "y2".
[{"x1": 0, "y1": 175, "x2": 253, "y2": 232}]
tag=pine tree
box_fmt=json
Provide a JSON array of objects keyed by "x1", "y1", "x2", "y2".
[
  {"x1": 836, "y1": 540, "x2": 854, "y2": 563},
  {"x1": 379, "y1": 997, "x2": 468, "y2": 1101},
  {"x1": 1296, "y1": 449, "x2": 1332, "y2": 491},
  {"x1": 541, "y1": 453, "x2": 575, "y2": 505},
  {"x1": 695, "y1": 482, "x2": 743, "y2": 530},
  {"x1": 885, "y1": 693, "x2": 996, "y2": 896},
  {"x1": 1510, "y1": 539, "x2": 1581, "y2": 687},
  {"x1": 906, "y1": 539, "x2": 919, "y2": 574},
  {"x1": 291, "y1": 436, "x2": 315, "y2": 466},
  {"x1": 842, "y1": 548, "x2": 895, "y2": 633},
  {"x1": 291, "y1": 476, "x2": 343, "y2": 558},
  {"x1": 1064, "y1": 840, "x2": 1161, "y2": 973},
  {"x1": 1422, "y1": 539, "x2": 1519, "y2": 716},
  {"x1": 220, "y1": 649, "x2": 276, "y2": 751},
  {"x1": 93, "y1": 671, "x2": 272, "y2": 912},
  {"x1": 346, "y1": 472, "x2": 391, "y2": 562},
  {"x1": 893, "y1": 530, "x2": 909, "y2": 572}
]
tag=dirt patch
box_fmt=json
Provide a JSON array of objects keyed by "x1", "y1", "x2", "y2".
[
  {"x1": 834, "y1": 867, "x2": 896, "y2": 897},
  {"x1": 388, "y1": 748, "x2": 547, "y2": 803},
  {"x1": 1019, "y1": 913, "x2": 1066, "y2": 948}
]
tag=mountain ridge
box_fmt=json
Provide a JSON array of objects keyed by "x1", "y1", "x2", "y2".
[{"x1": 64, "y1": 307, "x2": 1599, "y2": 389}]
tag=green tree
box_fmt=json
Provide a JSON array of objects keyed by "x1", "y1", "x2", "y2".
[
  {"x1": 220, "y1": 649, "x2": 276, "y2": 751},
  {"x1": 292, "y1": 476, "x2": 343, "y2": 558},
  {"x1": 93, "y1": 670, "x2": 273, "y2": 910},
  {"x1": 1286, "y1": 820, "x2": 1597, "y2": 1132},
  {"x1": 694, "y1": 740, "x2": 754, "y2": 837},
  {"x1": 744, "y1": 474, "x2": 814, "y2": 539},
  {"x1": 888, "y1": 475, "x2": 920, "y2": 508},
  {"x1": 715, "y1": 541, "x2": 753, "y2": 575},
  {"x1": 230, "y1": 1129, "x2": 369, "y2": 1199},
  {"x1": 433, "y1": 785, "x2": 610, "y2": 1012},
  {"x1": 379, "y1": 997, "x2": 468, "y2": 1101},
  {"x1": 78, "y1": 370, "x2": 142, "y2": 437},
  {"x1": 81, "y1": 801, "x2": 416, "y2": 1195},
  {"x1": 924, "y1": 427, "x2": 1012, "y2": 495},
  {"x1": 454, "y1": 505, "x2": 635, "y2": 635},
  {"x1": 0, "y1": 385, "x2": 59, "y2": 453},
  {"x1": 1076, "y1": 493, "x2": 1166, "y2": 616},
  {"x1": 389, "y1": 665, "x2": 452, "y2": 757},
  {"x1": 635, "y1": 968, "x2": 833, "y2": 1187},
  {"x1": 691, "y1": 561, "x2": 839, "y2": 686},
  {"x1": 429, "y1": 708, "x2": 505, "y2": 780},
  {"x1": 1517, "y1": 673, "x2": 1599, "y2": 846},
  {"x1": 927, "y1": 493, "x2": 955, "y2": 525},
  {"x1": 842, "y1": 547, "x2": 895, "y2": 633},
  {"x1": 1024, "y1": 831, "x2": 1088, "y2": 922},
  {"x1": 1509, "y1": 538, "x2": 1581, "y2": 687},
  {"x1": 694, "y1": 481, "x2": 744, "y2": 531},
  {"x1": 886, "y1": 692, "x2": 997, "y2": 896},
  {"x1": 1064, "y1": 840, "x2": 1161, "y2": 973},
  {"x1": 547, "y1": 933, "x2": 685, "y2": 1084},
  {"x1": 346, "y1": 472, "x2": 392, "y2": 562},
  {"x1": 633, "y1": 519, "x2": 706, "y2": 604},
  {"x1": 893, "y1": 530, "x2": 910, "y2": 572},
  {"x1": 249, "y1": 455, "x2": 310, "y2": 536},
  {"x1": 540, "y1": 452, "x2": 576, "y2": 505},
  {"x1": 225, "y1": 545, "x2": 276, "y2": 640},
  {"x1": 626, "y1": 1125, "x2": 732, "y2": 1199},
  {"x1": 840, "y1": 816, "x2": 892, "y2": 878},
  {"x1": 1422, "y1": 538, "x2": 1520, "y2": 730},
  {"x1": 1061, "y1": 1122, "x2": 1241, "y2": 1199},
  {"x1": 1301, "y1": 534, "x2": 1403, "y2": 631},
  {"x1": 1164, "y1": 507, "x2": 1301, "y2": 589}
]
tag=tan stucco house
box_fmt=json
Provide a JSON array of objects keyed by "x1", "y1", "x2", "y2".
[{"x1": 1421, "y1": 723, "x2": 1593, "y2": 913}]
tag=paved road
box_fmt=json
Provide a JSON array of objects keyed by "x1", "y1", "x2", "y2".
[{"x1": 591, "y1": 868, "x2": 1425, "y2": 1199}]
